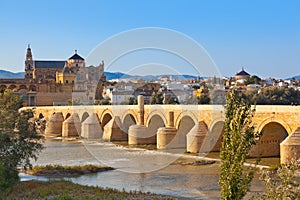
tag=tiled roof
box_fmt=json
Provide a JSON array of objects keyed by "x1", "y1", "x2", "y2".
[
  {"x1": 69, "y1": 53, "x2": 84, "y2": 60},
  {"x1": 34, "y1": 61, "x2": 66, "y2": 69},
  {"x1": 236, "y1": 69, "x2": 250, "y2": 76}
]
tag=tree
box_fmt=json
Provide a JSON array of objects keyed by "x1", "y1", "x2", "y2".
[
  {"x1": 184, "y1": 95, "x2": 198, "y2": 104},
  {"x1": 245, "y1": 75, "x2": 262, "y2": 85},
  {"x1": 156, "y1": 92, "x2": 163, "y2": 104},
  {"x1": 242, "y1": 86, "x2": 300, "y2": 105},
  {"x1": 150, "y1": 92, "x2": 157, "y2": 104},
  {"x1": 197, "y1": 94, "x2": 210, "y2": 104},
  {"x1": 210, "y1": 89, "x2": 226, "y2": 105},
  {"x1": 256, "y1": 160, "x2": 300, "y2": 199},
  {"x1": 150, "y1": 92, "x2": 163, "y2": 104},
  {"x1": 120, "y1": 97, "x2": 137, "y2": 105},
  {"x1": 0, "y1": 90, "x2": 43, "y2": 195},
  {"x1": 94, "y1": 95, "x2": 112, "y2": 105},
  {"x1": 219, "y1": 88, "x2": 260, "y2": 200},
  {"x1": 128, "y1": 97, "x2": 137, "y2": 105}
]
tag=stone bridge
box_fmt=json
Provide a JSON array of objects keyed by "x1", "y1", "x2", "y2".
[{"x1": 22, "y1": 96, "x2": 300, "y2": 161}]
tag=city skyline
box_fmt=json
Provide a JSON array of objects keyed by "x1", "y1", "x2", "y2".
[{"x1": 0, "y1": 0, "x2": 299, "y2": 78}]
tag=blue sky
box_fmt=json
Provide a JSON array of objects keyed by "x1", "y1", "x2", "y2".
[{"x1": 0, "y1": 0, "x2": 299, "y2": 78}]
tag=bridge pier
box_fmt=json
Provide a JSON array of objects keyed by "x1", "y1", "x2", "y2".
[
  {"x1": 30, "y1": 105, "x2": 300, "y2": 161},
  {"x1": 103, "y1": 116, "x2": 127, "y2": 141},
  {"x1": 129, "y1": 95, "x2": 156, "y2": 144},
  {"x1": 45, "y1": 112, "x2": 64, "y2": 136},
  {"x1": 62, "y1": 113, "x2": 81, "y2": 137},
  {"x1": 81, "y1": 113, "x2": 102, "y2": 139},
  {"x1": 128, "y1": 125, "x2": 152, "y2": 144},
  {"x1": 186, "y1": 121, "x2": 209, "y2": 153},
  {"x1": 157, "y1": 111, "x2": 177, "y2": 149},
  {"x1": 280, "y1": 127, "x2": 300, "y2": 164}
]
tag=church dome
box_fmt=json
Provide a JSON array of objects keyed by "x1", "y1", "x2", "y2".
[
  {"x1": 236, "y1": 67, "x2": 250, "y2": 76},
  {"x1": 68, "y1": 50, "x2": 84, "y2": 60}
]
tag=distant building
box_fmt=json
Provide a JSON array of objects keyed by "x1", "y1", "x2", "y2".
[
  {"x1": 104, "y1": 82, "x2": 161, "y2": 104},
  {"x1": 235, "y1": 67, "x2": 250, "y2": 85},
  {"x1": 0, "y1": 46, "x2": 106, "y2": 106}
]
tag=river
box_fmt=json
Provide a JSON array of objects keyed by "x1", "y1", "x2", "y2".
[{"x1": 21, "y1": 140, "x2": 266, "y2": 199}]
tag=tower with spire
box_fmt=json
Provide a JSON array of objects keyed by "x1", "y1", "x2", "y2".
[{"x1": 24, "y1": 44, "x2": 34, "y2": 80}]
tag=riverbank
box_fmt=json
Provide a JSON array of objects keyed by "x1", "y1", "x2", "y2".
[
  {"x1": 26, "y1": 140, "x2": 266, "y2": 199},
  {"x1": 22, "y1": 164, "x2": 113, "y2": 178},
  {"x1": 6, "y1": 180, "x2": 177, "y2": 200}
]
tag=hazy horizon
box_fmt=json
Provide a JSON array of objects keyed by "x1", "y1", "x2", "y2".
[{"x1": 0, "y1": 0, "x2": 299, "y2": 79}]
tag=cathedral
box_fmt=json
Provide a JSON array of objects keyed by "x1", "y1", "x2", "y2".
[{"x1": 0, "y1": 46, "x2": 106, "y2": 106}]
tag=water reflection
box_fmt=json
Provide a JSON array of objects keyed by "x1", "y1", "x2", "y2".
[{"x1": 27, "y1": 140, "x2": 264, "y2": 199}]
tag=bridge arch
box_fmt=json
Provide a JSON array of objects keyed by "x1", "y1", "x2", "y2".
[
  {"x1": 0, "y1": 85, "x2": 7, "y2": 90},
  {"x1": 65, "y1": 113, "x2": 71, "y2": 119},
  {"x1": 122, "y1": 111, "x2": 138, "y2": 134},
  {"x1": 146, "y1": 110, "x2": 167, "y2": 127},
  {"x1": 19, "y1": 85, "x2": 27, "y2": 91},
  {"x1": 100, "y1": 110, "x2": 113, "y2": 129},
  {"x1": 176, "y1": 115, "x2": 197, "y2": 148},
  {"x1": 147, "y1": 114, "x2": 166, "y2": 143},
  {"x1": 8, "y1": 85, "x2": 17, "y2": 90},
  {"x1": 175, "y1": 111, "x2": 198, "y2": 129},
  {"x1": 209, "y1": 120, "x2": 225, "y2": 152},
  {"x1": 256, "y1": 118, "x2": 292, "y2": 135},
  {"x1": 251, "y1": 121, "x2": 289, "y2": 157},
  {"x1": 81, "y1": 112, "x2": 89, "y2": 122}
]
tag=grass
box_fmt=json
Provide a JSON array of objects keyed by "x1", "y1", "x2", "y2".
[
  {"x1": 246, "y1": 157, "x2": 280, "y2": 167},
  {"x1": 24, "y1": 164, "x2": 114, "y2": 178},
  {"x1": 205, "y1": 151, "x2": 281, "y2": 167},
  {"x1": 6, "y1": 180, "x2": 177, "y2": 200},
  {"x1": 113, "y1": 141, "x2": 157, "y2": 150}
]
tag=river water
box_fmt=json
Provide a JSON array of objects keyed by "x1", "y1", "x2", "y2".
[{"x1": 21, "y1": 140, "x2": 266, "y2": 199}]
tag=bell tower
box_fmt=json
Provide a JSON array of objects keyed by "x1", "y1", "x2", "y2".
[
  {"x1": 95, "y1": 60, "x2": 106, "y2": 100},
  {"x1": 24, "y1": 44, "x2": 34, "y2": 80}
]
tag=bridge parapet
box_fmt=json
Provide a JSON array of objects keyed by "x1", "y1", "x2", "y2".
[{"x1": 19, "y1": 104, "x2": 300, "y2": 160}]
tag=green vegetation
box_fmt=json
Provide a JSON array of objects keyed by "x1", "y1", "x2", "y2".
[
  {"x1": 0, "y1": 90, "x2": 43, "y2": 196},
  {"x1": 187, "y1": 85, "x2": 300, "y2": 105},
  {"x1": 219, "y1": 88, "x2": 260, "y2": 200},
  {"x1": 120, "y1": 96, "x2": 137, "y2": 105},
  {"x1": 244, "y1": 86, "x2": 300, "y2": 105},
  {"x1": 25, "y1": 164, "x2": 113, "y2": 177},
  {"x1": 6, "y1": 180, "x2": 176, "y2": 200},
  {"x1": 210, "y1": 89, "x2": 226, "y2": 105},
  {"x1": 150, "y1": 91, "x2": 164, "y2": 104},
  {"x1": 150, "y1": 91, "x2": 179, "y2": 104},
  {"x1": 94, "y1": 96, "x2": 111, "y2": 105},
  {"x1": 245, "y1": 75, "x2": 262, "y2": 85},
  {"x1": 184, "y1": 94, "x2": 211, "y2": 105},
  {"x1": 254, "y1": 160, "x2": 300, "y2": 199}
]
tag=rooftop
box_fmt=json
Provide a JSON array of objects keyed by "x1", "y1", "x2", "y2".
[
  {"x1": 34, "y1": 61, "x2": 66, "y2": 69},
  {"x1": 236, "y1": 67, "x2": 250, "y2": 76},
  {"x1": 68, "y1": 50, "x2": 84, "y2": 60}
]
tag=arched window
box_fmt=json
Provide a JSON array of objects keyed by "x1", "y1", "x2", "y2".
[{"x1": 66, "y1": 80, "x2": 69, "y2": 84}]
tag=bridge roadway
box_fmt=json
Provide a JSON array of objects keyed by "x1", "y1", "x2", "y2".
[{"x1": 23, "y1": 103, "x2": 300, "y2": 158}]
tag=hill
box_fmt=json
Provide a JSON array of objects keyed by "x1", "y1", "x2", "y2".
[
  {"x1": 0, "y1": 69, "x2": 197, "y2": 81},
  {"x1": 288, "y1": 75, "x2": 300, "y2": 80},
  {"x1": 0, "y1": 69, "x2": 24, "y2": 78},
  {"x1": 104, "y1": 72, "x2": 198, "y2": 81}
]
